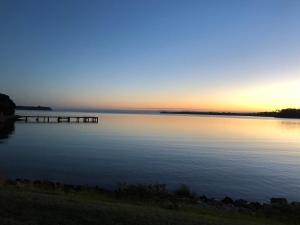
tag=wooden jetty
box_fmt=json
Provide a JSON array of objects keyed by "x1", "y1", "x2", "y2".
[{"x1": 18, "y1": 116, "x2": 98, "y2": 123}]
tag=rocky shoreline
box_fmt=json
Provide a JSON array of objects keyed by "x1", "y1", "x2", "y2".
[
  {"x1": 1, "y1": 178, "x2": 299, "y2": 224},
  {"x1": 3, "y1": 178, "x2": 299, "y2": 210}
]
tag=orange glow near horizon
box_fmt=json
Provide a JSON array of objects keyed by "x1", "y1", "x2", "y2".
[{"x1": 53, "y1": 78, "x2": 300, "y2": 112}]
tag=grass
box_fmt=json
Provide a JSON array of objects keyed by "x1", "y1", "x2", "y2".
[{"x1": 0, "y1": 181, "x2": 298, "y2": 225}]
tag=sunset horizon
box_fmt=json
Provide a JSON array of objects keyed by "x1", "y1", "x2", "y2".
[
  {"x1": 2, "y1": 0, "x2": 300, "y2": 112},
  {"x1": 1, "y1": 1, "x2": 300, "y2": 224}
]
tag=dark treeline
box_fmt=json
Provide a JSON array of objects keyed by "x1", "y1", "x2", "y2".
[
  {"x1": 161, "y1": 108, "x2": 300, "y2": 119},
  {"x1": 256, "y1": 108, "x2": 300, "y2": 118}
]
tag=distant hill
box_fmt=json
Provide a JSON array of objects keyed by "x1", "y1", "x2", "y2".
[{"x1": 16, "y1": 106, "x2": 52, "y2": 111}]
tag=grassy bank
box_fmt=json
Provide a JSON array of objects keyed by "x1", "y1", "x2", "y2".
[{"x1": 0, "y1": 180, "x2": 299, "y2": 225}]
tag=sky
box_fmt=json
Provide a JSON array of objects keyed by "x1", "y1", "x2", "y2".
[{"x1": 1, "y1": 0, "x2": 300, "y2": 112}]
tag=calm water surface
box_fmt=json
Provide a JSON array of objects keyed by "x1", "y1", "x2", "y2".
[{"x1": 1, "y1": 111, "x2": 300, "y2": 202}]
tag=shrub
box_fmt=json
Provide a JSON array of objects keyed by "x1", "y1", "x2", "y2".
[{"x1": 174, "y1": 184, "x2": 194, "y2": 199}]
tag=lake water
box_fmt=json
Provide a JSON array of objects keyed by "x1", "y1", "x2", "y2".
[{"x1": 1, "y1": 111, "x2": 300, "y2": 202}]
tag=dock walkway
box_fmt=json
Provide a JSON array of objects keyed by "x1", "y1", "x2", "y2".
[{"x1": 18, "y1": 116, "x2": 98, "y2": 123}]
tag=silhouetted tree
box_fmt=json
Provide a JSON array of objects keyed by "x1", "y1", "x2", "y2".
[{"x1": 0, "y1": 93, "x2": 16, "y2": 116}]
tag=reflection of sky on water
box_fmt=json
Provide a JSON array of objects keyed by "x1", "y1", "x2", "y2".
[{"x1": 1, "y1": 111, "x2": 300, "y2": 202}]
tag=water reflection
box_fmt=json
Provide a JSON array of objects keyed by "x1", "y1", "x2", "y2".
[
  {"x1": 280, "y1": 120, "x2": 300, "y2": 130},
  {"x1": 0, "y1": 121, "x2": 15, "y2": 143},
  {"x1": 1, "y1": 112, "x2": 300, "y2": 201}
]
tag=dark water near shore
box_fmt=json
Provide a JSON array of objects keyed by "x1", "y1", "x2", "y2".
[{"x1": 1, "y1": 111, "x2": 300, "y2": 202}]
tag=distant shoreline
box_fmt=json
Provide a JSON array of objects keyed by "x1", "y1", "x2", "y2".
[
  {"x1": 16, "y1": 106, "x2": 52, "y2": 111},
  {"x1": 160, "y1": 108, "x2": 300, "y2": 119}
]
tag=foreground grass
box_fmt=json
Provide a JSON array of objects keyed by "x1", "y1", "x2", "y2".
[{"x1": 0, "y1": 182, "x2": 296, "y2": 225}]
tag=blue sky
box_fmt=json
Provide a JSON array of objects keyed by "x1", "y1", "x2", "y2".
[{"x1": 1, "y1": 0, "x2": 300, "y2": 111}]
